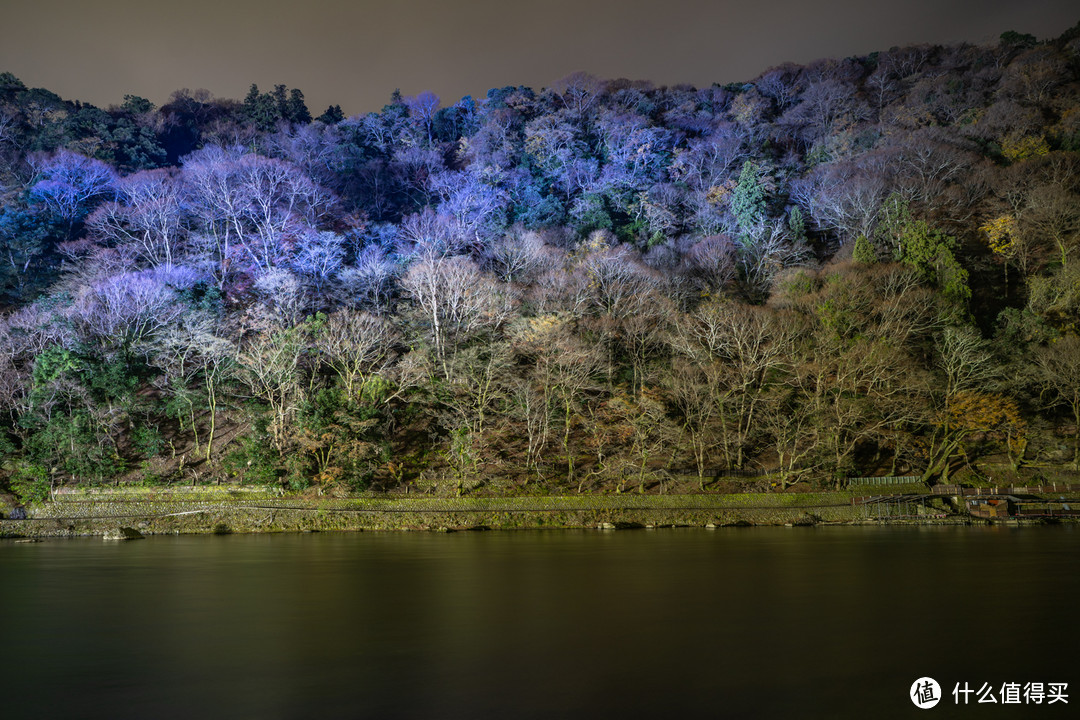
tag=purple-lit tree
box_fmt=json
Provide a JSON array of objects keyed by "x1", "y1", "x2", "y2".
[
  {"x1": 431, "y1": 167, "x2": 509, "y2": 243},
  {"x1": 182, "y1": 145, "x2": 329, "y2": 282},
  {"x1": 668, "y1": 123, "x2": 748, "y2": 192},
  {"x1": 398, "y1": 206, "x2": 466, "y2": 259},
  {"x1": 86, "y1": 168, "x2": 188, "y2": 269},
  {"x1": 404, "y1": 91, "x2": 441, "y2": 145},
  {"x1": 335, "y1": 244, "x2": 396, "y2": 309},
  {"x1": 791, "y1": 161, "x2": 887, "y2": 243},
  {"x1": 290, "y1": 229, "x2": 344, "y2": 294},
  {"x1": 29, "y1": 150, "x2": 116, "y2": 232},
  {"x1": 71, "y1": 268, "x2": 187, "y2": 357}
]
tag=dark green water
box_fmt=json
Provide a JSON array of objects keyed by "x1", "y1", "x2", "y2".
[{"x1": 1, "y1": 527, "x2": 1077, "y2": 719}]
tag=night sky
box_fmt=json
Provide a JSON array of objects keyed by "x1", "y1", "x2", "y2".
[{"x1": 2, "y1": 0, "x2": 1077, "y2": 116}]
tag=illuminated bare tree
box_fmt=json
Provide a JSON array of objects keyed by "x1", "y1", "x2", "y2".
[
  {"x1": 665, "y1": 357, "x2": 718, "y2": 488},
  {"x1": 550, "y1": 72, "x2": 604, "y2": 117},
  {"x1": 404, "y1": 91, "x2": 440, "y2": 145},
  {"x1": 538, "y1": 325, "x2": 605, "y2": 485},
  {"x1": 1023, "y1": 183, "x2": 1080, "y2": 267},
  {"x1": 233, "y1": 322, "x2": 307, "y2": 455},
  {"x1": 87, "y1": 169, "x2": 187, "y2": 269},
  {"x1": 400, "y1": 256, "x2": 512, "y2": 380},
  {"x1": 182, "y1": 146, "x2": 328, "y2": 281},
  {"x1": 72, "y1": 269, "x2": 186, "y2": 357},
  {"x1": 153, "y1": 312, "x2": 232, "y2": 461},
  {"x1": 313, "y1": 309, "x2": 395, "y2": 401},
  {"x1": 29, "y1": 150, "x2": 116, "y2": 231},
  {"x1": 485, "y1": 230, "x2": 557, "y2": 284},
  {"x1": 335, "y1": 244, "x2": 395, "y2": 309}
]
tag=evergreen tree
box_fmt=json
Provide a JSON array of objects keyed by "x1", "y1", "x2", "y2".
[
  {"x1": 316, "y1": 105, "x2": 345, "y2": 124},
  {"x1": 852, "y1": 234, "x2": 877, "y2": 264},
  {"x1": 730, "y1": 160, "x2": 766, "y2": 239},
  {"x1": 788, "y1": 206, "x2": 806, "y2": 243},
  {"x1": 284, "y1": 89, "x2": 312, "y2": 124},
  {"x1": 243, "y1": 84, "x2": 280, "y2": 131}
]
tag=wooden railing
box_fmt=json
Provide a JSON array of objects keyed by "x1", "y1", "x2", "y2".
[{"x1": 933, "y1": 484, "x2": 1080, "y2": 496}]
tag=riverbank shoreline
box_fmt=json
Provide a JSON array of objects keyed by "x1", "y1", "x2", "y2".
[{"x1": 4, "y1": 485, "x2": 1070, "y2": 538}]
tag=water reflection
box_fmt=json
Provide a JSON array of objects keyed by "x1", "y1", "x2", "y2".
[{"x1": 2, "y1": 527, "x2": 1077, "y2": 718}]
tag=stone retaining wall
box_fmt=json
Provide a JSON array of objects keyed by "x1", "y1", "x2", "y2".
[{"x1": 2, "y1": 497, "x2": 873, "y2": 537}]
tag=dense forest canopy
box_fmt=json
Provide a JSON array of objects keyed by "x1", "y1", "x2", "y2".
[{"x1": 1, "y1": 23, "x2": 1079, "y2": 500}]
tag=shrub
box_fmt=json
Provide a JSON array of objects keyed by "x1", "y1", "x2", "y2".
[{"x1": 10, "y1": 464, "x2": 50, "y2": 505}]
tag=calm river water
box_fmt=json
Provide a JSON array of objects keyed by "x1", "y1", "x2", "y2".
[{"x1": 2, "y1": 526, "x2": 1078, "y2": 719}]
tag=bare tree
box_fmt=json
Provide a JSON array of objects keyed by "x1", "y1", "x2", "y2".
[
  {"x1": 335, "y1": 244, "x2": 396, "y2": 309},
  {"x1": 182, "y1": 145, "x2": 248, "y2": 288},
  {"x1": 72, "y1": 269, "x2": 187, "y2": 357},
  {"x1": 665, "y1": 356, "x2": 720, "y2": 488},
  {"x1": 792, "y1": 162, "x2": 887, "y2": 242},
  {"x1": 509, "y1": 373, "x2": 549, "y2": 479},
  {"x1": 550, "y1": 72, "x2": 604, "y2": 117},
  {"x1": 153, "y1": 312, "x2": 232, "y2": 461},
  {"x1": 252, "y1": 268, "x2": 310, "y2": 328},
  {"x1": 29, "y1": 150, "x2": 116, "y2": 237},
  {"x1": 233, "y1": 323, "x2": 308, "y2": 454},
  {"x1": 86, "y1": 169, "x2": 187, "y2": 269},
  {"x1": 400, "y1": 255, "x2": 512, "y2": 380},
  {"x1": 1036, "y1": 334, "x2": 1080, "y2": 469},
  {"x1": 398, "y1": 207, "x2": 467, "y2": 259},
  {"x1": 440, "y1": 341, "x2": 513, "y2": 476},
  {"x1": 1023, "y1": 183, "x2": 1080, "y2": 267},
  {"x1": 542, "y1": 328, "x2": 605, "y2": 486},
  {"x1": 761, "y1": 389, "x2": 819, "y2": 488},
  {"x1": 937, "y1": 325, "x2": 1000, "y2": 400},
  {"x1": 404, "y1": 91, "x2": 440, "y2": 145},
  {"x1": 673, "y1": 300, "x2": 792, "y2": 470},
  {"x1": 668, "y1": 124, "x2": 747, "y2": 191},
  {"x1": 430, "y1": 168, "x2": 509, "y2": 242},
  {"x1": 313, "y1": 309, "x2": 395, "y2": 401},
  {"x1": 292, "y1": 230, "x2": 344, "y2": 288},
  {"x1": 684, "y1": 235, "x2": 736, "y2": 294},
  {"x1": 182, "y1": 146, "x2": 329, "y2": 280},
  {"x1": 486, "y1": 230, "x2": 557, "y2": 284},
  {"x1": 737, "y1": 222, "x2": 808, "y2": 301}
]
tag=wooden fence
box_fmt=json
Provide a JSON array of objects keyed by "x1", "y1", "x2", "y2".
[
  {"x1": 934, "y1": 484, "x2": 1080, "y2": 496},
  {"x1": 844, "y1": 476, "x2": 922, "y2": 487}
]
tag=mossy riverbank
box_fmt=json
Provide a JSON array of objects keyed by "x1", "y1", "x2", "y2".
[{"x1": 0, "y1": 485, "x2": 985, "y2": 538}]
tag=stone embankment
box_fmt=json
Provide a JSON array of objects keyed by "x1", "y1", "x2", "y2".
[{"x1": 0, "y1": 485, "x2": 973, "y2": 538}]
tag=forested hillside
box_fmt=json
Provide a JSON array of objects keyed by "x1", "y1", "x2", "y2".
[{"x1": 1, "y1": 25, "x2": 1079, "y2": 500}]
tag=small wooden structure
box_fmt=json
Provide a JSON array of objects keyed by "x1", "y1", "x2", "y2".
[{"x1": 966, "y1": 496, "x2": 1017, "y2": 519}]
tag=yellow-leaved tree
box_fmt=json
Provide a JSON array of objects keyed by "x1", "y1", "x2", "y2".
[
  {"x1": 921, "y1": 391, "x2": 1026, "y2": 482},
  {"x1": 979, "y1": 214, "x2": 1023, "y2": 286}
]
